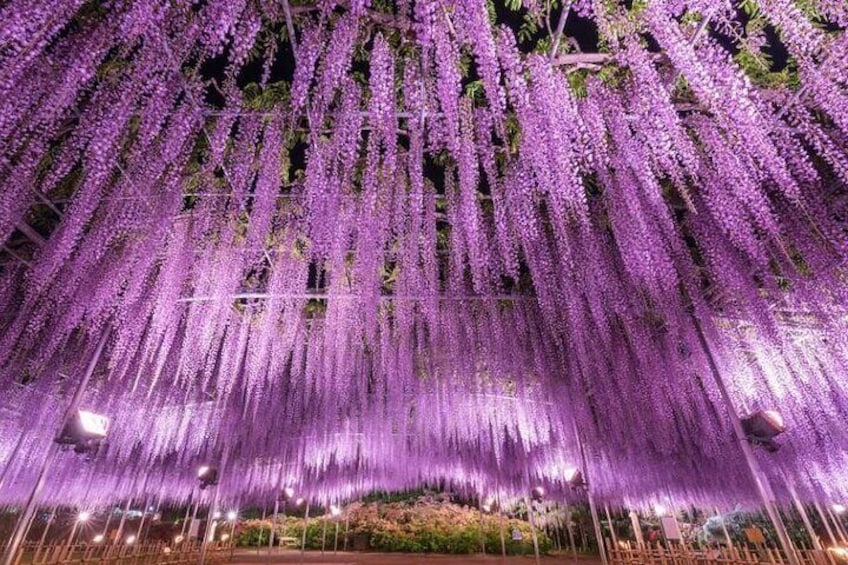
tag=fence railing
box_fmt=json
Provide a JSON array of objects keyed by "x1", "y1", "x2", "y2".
[
  {"x1": 609, "y1": 541, "x2": 847, "y2": 565},
  {"x1": 11, "y1": 540, "x2": 233, "y2": 564}
]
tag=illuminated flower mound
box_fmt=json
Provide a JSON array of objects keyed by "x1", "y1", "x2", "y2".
[{"x1": 0, "y1": 0, "x2": 847, "y2": 515}]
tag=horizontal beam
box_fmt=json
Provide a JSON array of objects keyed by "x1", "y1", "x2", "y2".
[{"x1": 176, "y1": 292, "x2": 532, "y2": 304}]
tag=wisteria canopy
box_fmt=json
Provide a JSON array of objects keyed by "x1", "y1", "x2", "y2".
[{"x1": 1, "y1": 0, "x2": 847, "y2": 514}]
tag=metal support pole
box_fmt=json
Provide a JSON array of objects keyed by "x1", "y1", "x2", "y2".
[
  {"x1": 497, "y1": 497, "x2": 507, "y2": 563},
  {"x1": 524, "y1": 497, "x2": 542, "y2": 565},
  {"x1": 343, "y1": 512, "x2": 350, "y2": 551},
  {"x1": 784, "y1": 479, "x2": 821, "y2": 550},
  {"x1": 135, "y1": 497, "x2": 150, "y2": 546},
  {"x1": 269, "y1": 498, "x2": 280, "y2": 553},
  {"x1": 604, "y1": 505, "x2": 618, "y2": 546},
  {"x1": 0, "y1": 330, "x2": 110, "y2": 565},
  {"x1": 572, "y1": 417, "x2": 609, "y2": 565},
  {"x1": 60, "y1": 517, "x2": 81, "y2": 562},
  {"x1": 566, "y1": 505, "x2": 579, "y2": 562},
  {"x1": 828, "y1": 508, "x2": 848, "y2": 544},
  {"x1": 258, "y1": 503, "x2": 266, "y2": 555},
  {"x1": 115, "y1": 499, "x2": 132, "y2": 545},
  {"x1": 479, "y1": 500, "x2": 487, "y2": 555},
  {"x1": 199, "y1": 450, "x2": 227, "y2": 565},
  {"x1": 33, "y1": 506, "x2": 57, "y2": 565},
  {"x1": 180, "y1": 497, "x2": 193, "y2": 539},
  {"x1": 321, "y1": 512, "x2": 327, "y2": 555},
  {"x1": 629, "y1": 510, "x2": 644, "y2": 548},
  {"x1": 300, "y1": 503, "x2": 310, "y2": 564},
  {"x1": 333, "y1": 520, "x2": 339, "y2": 554},
  {"x1": 189, "y1": 497, "x2": 200, "y2": 540},
  {"x1": 691, "y1": 313, "x2": 799, "y2": 565},
  {"x1": 0, "y1": 431, "x2": 26, "y2": 491},
  {"x1": 100, "y1": 508, "x2": 114, "y2": 541},
  {"x1": 715, "y1": 508, "x2": 733, "y2": 548},
  {"x1": 813, "y1": 501, "x2": 838, "y2": 546}
]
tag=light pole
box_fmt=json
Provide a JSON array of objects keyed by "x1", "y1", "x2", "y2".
[
  {"x1": 0, "y1": 331, "x2": 110, "y2": 565},
  {"x1": 690, "y1": 313, "x2": 799, "y2": 565}
]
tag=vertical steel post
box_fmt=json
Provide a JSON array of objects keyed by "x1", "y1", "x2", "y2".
[
  {"x1": 269, "y1": 498, "x2": 280, "y2": 553},
  {"x1": 524, "y1": 496, "x2": 542, "y2": 565},
  {"x1": 813, "y1": 501, "x2": 837, "y2": 545},
  {"x1": 783, "y1": 478, "x2": 821, "y2": 550},
  {"x1": 300, "y1": 503, "x2": 310, "y2": 564},
  {"x1": 690, "y1": 313, "x2": 799, "y2": 565},
  {"x1": 0, "y1": 330, "x2": 110, "y2": 565},
  {"x1": 572, "y1": 417, "x2": 609, "y2": 565}
]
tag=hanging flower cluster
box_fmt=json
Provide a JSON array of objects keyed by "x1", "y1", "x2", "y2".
[{"x1": 0, "y1": 0, "x2": 846, "y2": 510}]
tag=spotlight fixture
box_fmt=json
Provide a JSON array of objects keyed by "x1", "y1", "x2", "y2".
[
  {"x1": 197, "y1": 465, "x2": 219, "y2": 490},
  {"x1": 741, "y1": 410, "x2": 785, "y2": 452},
  {"x1": 174, "y1": 535, "x2": 184, "y2": 544},
  {"x1": 330, "y1": 505, "x2": 341, "y2": 517},
  {"x1": 226, "y1": 510, "x2": 237, "y2": 521},
  {"x1": 531, "y1": 486, "x2": 545, "y2": 502},
  {"x1": 564, "y1": 467, "x2": 586, "y2": 489},
  {"x1": 92, "y1": 534, "x2": 105, "y2": 543},
  {"x1": 295, "y1": 497, "x2": 305, "y2": 507},
  {"x1": 221, "y1": 534, "x2": 230, "y2": 542},
  {"x1": 834, "y1": 504, "x2": 846, "y2": 514},
  {"x1": 78, "y1": 511, "x2": 91, "y2": 522},
  {"x1": 283, "y1": 487, "x2": 295, "y2": 500},
  {"x1": 125, "y1": 535, "x2": 136, "y2": 545},
  {"x1": 55, "y1": 410, "x2": 110, "y2": 455},
  {"x1": 654, "y1": 504, "x2": 668, "y2": 517}
]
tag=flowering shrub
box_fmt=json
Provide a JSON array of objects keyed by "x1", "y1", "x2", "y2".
[{"x1": 235, "y1": 498, "x2": 551, "y2": 555}]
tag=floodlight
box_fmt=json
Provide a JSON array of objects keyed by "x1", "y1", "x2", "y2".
[
  {"x1": 221, "y1": 534, "x2": 230, "y2": 542},
  {"x1": 654, "y1": 504, "x2": 667, "y2": 516},
  {"x1": 226, "y1": 510, "x2": 237, "y2": 521},
  {"x1": 741, "y1": 410, "x2": 785, "y2": 452},
  {"x1": 834, "y1": 504, "x2": 846, "y2": 514},
  {"x1": 78, "y1": 511, "x2": 91, "y2": 522},
  {"x1": 295, "y1": 497, "x2": 305, "y2": 507},
  {"x1": 197, "y1": 466, "x2": 219, "y2": 490},
  {"x1": 126, "y1": 535, "x2": 136, "y2": 544},
  {"x1": 531, "y1": 486, "x2": 545, "y2": 502},
  {"x1": 213, "y1": 511, "x2": 222, "y2": 519},
  {"x1": 564, "y1": 467, "x2": 586, "y2": 489},
  {"x1": 829, "y1": 547, "x2": 848, "y2": 559},
  {"x1": 55, "y1": 410, "x2": 110, "y2": 455},
  {"x1": 283, "y1": 487, "x2": 295, "y2": 500},
  {"x1": 174, "y1": 535, "x2": 184, "y2": 543},
  {"x1": 330, "y1": 505, "x2": 341, "y2": 517},
  {"x1": 93, "y1": 534, "x2": 105, "y2": 543}
]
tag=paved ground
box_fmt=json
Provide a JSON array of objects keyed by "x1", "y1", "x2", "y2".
[{"x1": 229, "y1": 549, "x2": 604, "y2": 564}]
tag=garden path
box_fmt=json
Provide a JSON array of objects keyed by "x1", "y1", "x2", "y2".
[{"x1": 229, "y1": 549, "x2": 604, "y2": 564}]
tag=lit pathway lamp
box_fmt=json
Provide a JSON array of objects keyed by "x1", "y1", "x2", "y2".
[
  {"x1": 62, "y1": 511, "x2": 91, "y2": 561},
  {"x1": 226, "y1": 510, "x2": 238, "y2": 544}
]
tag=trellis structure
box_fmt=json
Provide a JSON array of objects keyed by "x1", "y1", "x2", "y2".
[{"x1": 1, "y1": 0, "x2": 848, "y2": 559}]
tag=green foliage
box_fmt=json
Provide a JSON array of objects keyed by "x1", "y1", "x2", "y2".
[{"x1": 243, "y1": 80, "x2": 291, "y2": 110}]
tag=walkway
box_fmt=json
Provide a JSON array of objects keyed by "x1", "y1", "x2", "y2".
[{"x1": 229, "y1": 549, "x2": 604, "y2": 564}]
